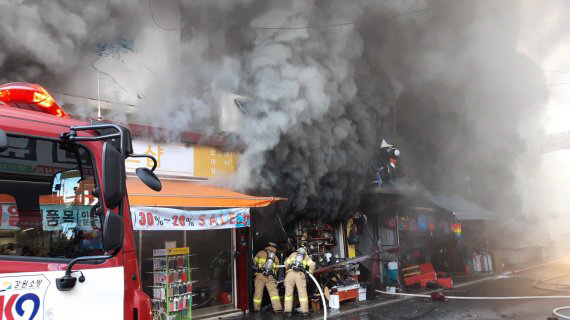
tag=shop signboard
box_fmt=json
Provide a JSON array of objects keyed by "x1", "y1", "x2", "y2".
[
  {"x1": 131, "y1": 207, "x2": 250, "y2": 231},
  {"x1": 125, "y1": 140, "x2": 195, "y2": 178},
  {"x1": 125, "y1": 140, "x2": 238, "y2": 179},
  {"x1": 193, "y1": 145, "x2": 238, "y2": 178},
  {"x1": 0, "y1": 138, "x2": 91, "y2": 177}
]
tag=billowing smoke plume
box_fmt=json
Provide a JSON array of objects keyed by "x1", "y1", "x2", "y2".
[
  {"x1": 0, "y1": 1, "x2": 146, "y2": 90},
  {"x1": 0, "y1": 0, "x2": 185, "y2": 128},
  {"x1": 0, "y1": 0, "x2": 555, "y2": 223},
  {"x1": 183, "y1": 0, "x2": 550, "y2": 222},
  {"x1": 216, "y1": 1, "x2": 389, "y2": 222},
  {"x1": 365, "y1": 1, "x2": 550, "y2": 215}
]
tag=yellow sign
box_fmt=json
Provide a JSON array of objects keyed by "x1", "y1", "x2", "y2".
[
  {"x1": 166, "y1": 247, "x2": 190, "y2": 255},
  {"x1": 347, "y1": 219, "x2": 356, "y2": 258},
  {"x1": 126, "y1": 140, "x2": 238, "y2": 179},
  {"x1": 194, "y1": 146, "x2": 238, "y2": 178}
]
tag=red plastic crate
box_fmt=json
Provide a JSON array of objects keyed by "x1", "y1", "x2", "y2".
[
  {"x1": 436, "y1": 272, "x2": 453, "y2": 289},
  {"x1": 337, "y1": 288, "x2": 359, "y2": 301},
  {"x1": 419, "y1": 263, "x2": 436, "y2": 274},
  {"x1": 419, "y1": 278, "x2": 434, "y2": 287},
  {"x1": 404, "y1": 272, "x2": 436, "y2": 287}
]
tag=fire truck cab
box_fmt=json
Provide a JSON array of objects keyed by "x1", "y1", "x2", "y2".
[{"x1": 0, "y1": 83, "x2": 158, "y2": 319}]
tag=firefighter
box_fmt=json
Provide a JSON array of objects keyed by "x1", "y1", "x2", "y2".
[
  {"x1": 252, "y1": 242, "x2": 282, "y2": 312},
  {"x1": 284, "y1": 246, "x2": 316, "y2": 316}
]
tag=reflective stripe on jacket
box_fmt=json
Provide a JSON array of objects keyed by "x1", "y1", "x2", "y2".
[
  {"x1": 253, "y1": 247, "x2": 279, "y2": 271},
  {"x1": 285, "y1": 252, "x2": 316, "y2": 274}
]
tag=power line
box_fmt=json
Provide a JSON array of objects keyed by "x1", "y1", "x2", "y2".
[
  {"x1": 149, "y1": 0, "x2": 177, "y2": 31},
  {"x1": 548, "y1": 83, "x2": 570, "y2": 86},
  {"x1": 59, "y1": 92, "x2": 138, "y2": 108},
  {"x1": 249, "y1": 0, "x2": 466, "y2": 30},
  {"x1": 546, "y1": 105, "x2": 570, "y2": 112},
  {"x1": 543, "y1": 69, "x2": 570, "y2": 74}
]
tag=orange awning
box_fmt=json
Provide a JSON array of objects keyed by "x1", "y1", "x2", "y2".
[{"x1": 127, "y1": 177, "x2": 285, "y2": 208}]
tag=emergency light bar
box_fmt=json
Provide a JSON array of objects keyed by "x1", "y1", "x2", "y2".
[{"x1": 0, "y1": 82, "x2": 69, "y2": 118}]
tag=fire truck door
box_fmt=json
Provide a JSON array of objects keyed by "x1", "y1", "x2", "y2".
[{"x1": 0, "y1": 267, "x2": 124, "y2": 320}]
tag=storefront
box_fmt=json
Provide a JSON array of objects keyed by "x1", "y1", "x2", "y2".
[
  {"x1": 124, "y1": 139, "x2": 283, "y2": 319},
  {"x1": 359, "y1": 190, "x2": 464, "y2": 290},
  {"x1": 273, "y1": 217, "x2": 365, "y2": 309}
]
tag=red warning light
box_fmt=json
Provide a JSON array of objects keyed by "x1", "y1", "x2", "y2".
[{"x1": 0, "y1": 82, "x2": 69, "y2": 118}]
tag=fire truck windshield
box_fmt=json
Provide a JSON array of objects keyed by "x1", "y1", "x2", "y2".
[{"x1": 0, "y1": 135, "x2": 102, "y2": 259}]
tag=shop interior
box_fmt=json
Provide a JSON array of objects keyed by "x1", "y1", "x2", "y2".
[
  {"x1": 134, "y1": 227, "x2": 237, "y2": 318},
  {"x1": 251, "y1": 207, "x2": 368, "y2": 311}
]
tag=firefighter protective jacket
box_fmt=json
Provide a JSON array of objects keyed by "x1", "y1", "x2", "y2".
[
  {"x1": 253, "y1": 246, "x2": 279, "y2": 274},
  {"x1": 285, "y1": 252, "x2": 316, "y2": 274}
]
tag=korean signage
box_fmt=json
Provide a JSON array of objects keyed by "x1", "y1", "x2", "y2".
[
  {"x1": 126, "y1": 140, "x2": 195, "y2": 178},
  {"x1": 0, "y1": 274, "x2": 49, "y2": 320},
  {"x1": 0, "y1": 204, "x2": 100, "y2": 231},
  {"x1": 126, "y1": 140, "x2": 238, "y2": 179},
  {"x1": 153, "y1": 247, "x2": 190, "y2": 256},
  {"x1": 131, "y1": 207, "x2": 250, "y2": 231},
  {"x1": 0, "y1": 267, "x2": 124, "y2": 319},
  {"x1": 0, "y1": 138, "x2": 92, "y2": 177},
  {"x1": 194, "y1": 146, "x2": 238, "y2": 178}
]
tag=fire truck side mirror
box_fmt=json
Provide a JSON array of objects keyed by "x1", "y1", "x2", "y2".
[
  {"x1": 0, "y1": 129, "x2": 7, "y2": 152},
  {"x1": 103, "y1": 141, "x2": 126, "y2": 209},
  {"x1": 103, "y1": 210, "x2": 124, "y2": 252},
  {"x1": 136, "y1": 167, "x2": 162, "y2": 191}
]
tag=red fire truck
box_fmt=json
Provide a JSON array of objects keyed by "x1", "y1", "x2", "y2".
[{"x1": 0, "y1": 82, "x2": 161, "y2": 319}]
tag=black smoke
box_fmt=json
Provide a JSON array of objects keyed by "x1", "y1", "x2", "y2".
[
  {"x1": 215, "y1": 0, "x2": 549, "y2": 221},
  {"x1": 1, "y1": 0, "x2": 555, "y2": 224}
]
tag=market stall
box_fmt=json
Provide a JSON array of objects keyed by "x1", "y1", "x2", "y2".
[
  {"x1": 288, "y1": 218, "x2": 367, "y2": 311},
  {"x1": 128, "y1": 177, "x2": 284, "y2": 319}
]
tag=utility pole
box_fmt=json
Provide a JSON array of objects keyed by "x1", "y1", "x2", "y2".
[
  {"x1": 96, "y1": 71, "x2": 102, "y2": 121},
  {"x1": 393, "y1": 105, "x2": 397, "y2": 135}
]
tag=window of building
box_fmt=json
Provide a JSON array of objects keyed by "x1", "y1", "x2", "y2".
[{"x1": 135, "y1": 226, "x2": 235, "y2": 312}]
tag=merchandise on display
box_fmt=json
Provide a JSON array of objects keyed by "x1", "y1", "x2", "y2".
[{"x1": 149, "y1": 247, "x2": 193, "y2": 320}]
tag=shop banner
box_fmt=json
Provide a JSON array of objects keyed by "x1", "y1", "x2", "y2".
[{"x1": 131, "y1": 207, "x2": 250, "y2": 231}]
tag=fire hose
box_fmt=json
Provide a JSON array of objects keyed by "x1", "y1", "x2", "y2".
[
  {"x1": 305, "y1": 271, "x2": 327, "y2": 320},
  {"x1": 531, "y1": 272, "x2": 570, "y2": 320},
  {"x1": 273, "y1": 265, "x2": 327, "y2": 319},
  {"x1": 377, "y1": 286, "x2": 570, "y2": 319},
  {"x1": 376, "y1": 290, "x2": 570, "y2": 300},
  {"x1": 553, "y1": 307, "x2": 570, "y2": 320}
]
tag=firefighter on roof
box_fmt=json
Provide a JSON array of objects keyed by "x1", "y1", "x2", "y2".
[
  {"x1": 253, "y1": 242, "x2": 282, "y2": 312},
  {"x1": 284, "y1": 246, "x2": 316, "y2": 316}
]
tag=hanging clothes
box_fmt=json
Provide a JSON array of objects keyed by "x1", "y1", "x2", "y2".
[
  {"x1": 408, "y1": 217, "x2": 417, "y2": 231},
  {"x1": 417, "y1": 215, "x2": 428, "y2": 231}
]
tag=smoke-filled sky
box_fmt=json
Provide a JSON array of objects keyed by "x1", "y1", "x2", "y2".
[{"x1": 0, "y1": 0, "x2": 566, "y2": 224}]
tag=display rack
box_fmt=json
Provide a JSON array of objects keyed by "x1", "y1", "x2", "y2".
[
  {"x1": 297, "y1": 224, "x2": 335, "y2": 255},
  {"x1": 150, "y1": 247, "x2": 193, "y2": 320}
]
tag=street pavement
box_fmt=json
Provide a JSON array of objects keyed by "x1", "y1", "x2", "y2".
[{"x1": 233, "y1": 258, "x2": 570, "y2": 320}]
